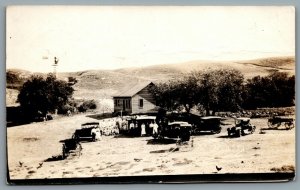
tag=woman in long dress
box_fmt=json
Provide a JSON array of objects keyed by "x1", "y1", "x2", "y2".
[{"x1": 141, "y1": 123, "x2": 146, "y2": 136}]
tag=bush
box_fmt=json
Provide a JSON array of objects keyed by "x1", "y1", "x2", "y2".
[
  {"x1": 58, "y1": 104, "x2": 75, "y2": 114},
  {"x1": 78, "y1": 100, "x2": 97, "y2": 112}
]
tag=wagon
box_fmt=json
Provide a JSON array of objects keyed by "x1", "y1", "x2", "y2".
[
  {"x1": 193, "y1": 116, "x2": 222, "y2": 134},
  {"x1": 73, "y1": 122, "x2": 100, "y2": 141},
  {"x1": 227, "y1": 117, "x2": 256, "y2": 137},
  {"x1": 62, "y1": 138, "x2": 82, "y2": 159},
  {"x1": 267, "y1": 116, "x2": 295, "y2": 130}
]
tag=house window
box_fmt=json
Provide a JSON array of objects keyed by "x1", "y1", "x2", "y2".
[
  {"x1": 116, "y1": 99, "x2": 121, "y2": 107},
  {"x1": 139, "y1": 99, "x2": 143, "y2": 108},
  {"x1": 125, "y1": 99, "x2": 131, "y2": 109}
]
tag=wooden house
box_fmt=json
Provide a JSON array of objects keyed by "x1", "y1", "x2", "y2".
[{"x1": 112, "y1": 81, "x2": 156, "y2": 114}]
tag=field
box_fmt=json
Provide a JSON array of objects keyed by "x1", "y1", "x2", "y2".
[{"x1": 7, "y1": 113, "x2": 295, "y2": 180}]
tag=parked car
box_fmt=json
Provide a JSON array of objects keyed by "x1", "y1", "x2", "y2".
[
  {"x1": 62, "y1": 138, "x2": 82, "y2": 159},
  {"x1": 73, "y1": 122, "x2": 100, "y2": 141},
  {"x1": 227, "y1": 117, "x2": 256, "y2": 137},
  {"x1": 193, "y1": 116, "x2": 222, "y2": 134},
  {"x1": 159, "y1": 121, "x2": 192, "y2": 141},
  {"x1": 123, "y1": 115, "x2": 156, "y2": 137}
]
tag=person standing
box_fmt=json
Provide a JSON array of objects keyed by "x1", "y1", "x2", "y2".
[
  {"x1": 129, "y1": 121, "x2": 135, "y2": 135},
  {"x1": 141, "y1": 122, "x2": 146, "y2": 136},
  {"x1": 91, "y1": 126, "x2": 101, "y2": 141},
  {"x1": 149, "y1": 121, "x2": 154, "y2": 135},
  {"x1": 153, "y1": 121, "x2": 159, "y2": 136}
]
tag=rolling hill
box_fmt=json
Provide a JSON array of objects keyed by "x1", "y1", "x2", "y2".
[{"x1": 6, "y1": 56, "x2": 295, "y2": 108}]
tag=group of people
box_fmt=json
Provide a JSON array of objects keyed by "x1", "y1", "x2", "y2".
[
  {"x1": 97, "y1": 119, "x2": 120, "y2": 136},
  {"x1": 128, "y1": 120, "x2": 159, "y2": 137},
  {"x1": 90, "y1": 116, "x2": 161, "y2": 138}
]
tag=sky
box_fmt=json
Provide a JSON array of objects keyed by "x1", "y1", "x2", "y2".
[{"x1": 6, "y1": 6, "x2": 295, "y2": 73}]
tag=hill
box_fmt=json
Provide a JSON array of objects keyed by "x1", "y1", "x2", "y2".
[
  {"x1": 6, "y1": 56, "x2": 295, "y2": 108},
  {"x1": 115, "y1": 56, "x2": 295, "y2": 80}
]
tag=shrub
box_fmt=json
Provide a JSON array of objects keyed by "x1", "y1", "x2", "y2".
[{"x1": 78, "y1": 100, "x2": 97, "y2": 112}]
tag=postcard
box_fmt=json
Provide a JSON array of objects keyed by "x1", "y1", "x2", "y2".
[{"x1": 6, "y1": 6, "x2": 295, "y2": 184}]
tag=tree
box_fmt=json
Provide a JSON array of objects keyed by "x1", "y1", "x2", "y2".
[
  {"x1": 243, "y1": 72, "x2": 295, "y2": 109},
  {"x1": 189, "y1": 69, "x2": 244, "y2": 115},
  {"x1": 150, "y1": 68, "x2": 244, "y2": 115},
  {"x1": 149, "y1": 81, "x2": 178, "y2": 111},
  {"x1": 174, "y1": 75, "x2": 200, "y2": 113},
  {"x1": 6, "y1": 71, "x2": 24, "y2": 89},
  {"x1": 17, "y1": 74, "x2": 74, "y2": 119}
]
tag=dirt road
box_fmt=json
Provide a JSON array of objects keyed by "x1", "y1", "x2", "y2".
[{"x1": 7, "y1": 114, "x2": 295, "y2": 179}]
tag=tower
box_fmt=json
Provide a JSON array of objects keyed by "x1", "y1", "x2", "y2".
[{"x1": 53, "y1": 57, "x2": 59, "y2": 78}]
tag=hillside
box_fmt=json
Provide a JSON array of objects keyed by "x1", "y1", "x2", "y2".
[
  {"x1": 6, "y1": 56, "x2": 295, "y2": 108},
  {"x1": 115, "y1": 56, "x2": 295, "y2": 80}
]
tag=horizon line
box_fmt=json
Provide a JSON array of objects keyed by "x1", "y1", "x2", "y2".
[{"x1": 6, "y1": 55, "x2": 295, "y2": 74}]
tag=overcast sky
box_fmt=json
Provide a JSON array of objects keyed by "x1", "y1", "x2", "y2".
[{"x1": 6, "y1": 6, "x2": 295, "y2": 73}]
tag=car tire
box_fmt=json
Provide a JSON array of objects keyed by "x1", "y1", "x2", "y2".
[
  {"x1": 227, "y1": 128, "x2": 231, "y2": 137},
  {"x1": 215, "y1": 127, "x2": 221, "y2": 134},
  {"x1": 181, "y1": 133, "x2": 190, "y2": 141},
  {"x1": 92, "y1": 133, "x2": 96, "y2": 142},
  {"x1": 62, "y1": 144, "x2": 67, "y2": 159},
  {"x1": 236, "y1": 129, "x2": 241, "y2": 137}
]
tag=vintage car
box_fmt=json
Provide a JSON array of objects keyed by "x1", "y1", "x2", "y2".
[
  {"x1": 159, "y1": 121, "x2": 192, "y2": 142},
  {"x1": 193, "y1": 116, "x2": 222, "y2": 134},
  {"x1": 227, "y1": 117, "x2": 256, "y2": 137},
  {"x1": 73, "y1": 122, "x2": 100, "y2": 141},
  {"x1": 62, "y1": 138, "x2": 82, "y2": 159},
  {"x1": 122, "y1": 115, "x2": 156, "y2": 137}
]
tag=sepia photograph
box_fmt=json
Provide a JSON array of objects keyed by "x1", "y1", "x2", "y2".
[{"x1": 6, "y1": 6, "x2": 295, "y2": 184}]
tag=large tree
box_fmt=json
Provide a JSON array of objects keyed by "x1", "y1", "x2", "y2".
[
  {"x1": 17, "y1": 74, "x2": 74, "y2": 119},
  {"x1": 192, "y1": 69, "x2": 244, "y2": 115},
  {"x1": 151, "y1": 68, "x2": 244, "y2": 115},
  {"x1": 243, "y1": 72, "x2": 295, "y2": 109},
  {"x1": 149, "y1": 81, "x2": 179, "y2": 111}
]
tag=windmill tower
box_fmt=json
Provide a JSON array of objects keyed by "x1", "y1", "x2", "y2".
[{"x1": 53, "y1": 57, "x2": 59, "y2": 78}]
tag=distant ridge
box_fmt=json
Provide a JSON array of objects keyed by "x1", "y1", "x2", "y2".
[{"x1": 6, "y1": 56, "x2": 295, "y2": 103}]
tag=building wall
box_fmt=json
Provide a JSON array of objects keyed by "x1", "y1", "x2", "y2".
[
  {"x1": 113, "y1": 97, "x2": 132, "y2": 113},
  {"x1": 136, "y1": 85, "x2": 156, "y2": 104},
  {"x1": 132, "y1": 94, "x2": 156, "y2": 113},
  {"x1": 114, "y1": 83, "x2": 156, "y2": 114}
]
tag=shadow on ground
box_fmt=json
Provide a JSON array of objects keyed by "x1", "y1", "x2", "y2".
[
  {"x1": 44, "y1": 155, "x2": 64, "y2": 162},
  {"x1": 261, "y1": 127, "x2": 292, "y2": 131},
  {"x1": 147, "y1": 138, "x2": 177, "y2": 145},
  {"x1": 217, "y1": 135, "x2": 242, "y2": 139},
  {"x1": 86, "y1": 113, "x2": 113, "y2": 120}
]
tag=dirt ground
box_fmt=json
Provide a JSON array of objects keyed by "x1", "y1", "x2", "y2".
[{"x1": 7, "y1": 114, "x2": 295, "y2": 179}]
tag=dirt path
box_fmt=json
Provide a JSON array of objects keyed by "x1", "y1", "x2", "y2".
[{"x1": 7, "y1": 115, "x2": 295, "y2": 179}]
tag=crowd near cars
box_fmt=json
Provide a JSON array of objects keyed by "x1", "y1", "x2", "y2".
[{"x1": 61, "y1": 112, "x2": 294, "y2": 158}]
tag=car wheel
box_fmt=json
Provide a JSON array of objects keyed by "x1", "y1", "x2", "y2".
[
  {"x1": 181, "y1": 133, "x2": 190, "y2": 141},
  {"x1": 62, "y1": 144, "x2": 67, "y2": 159},
  {"x1": 215, "y1": 127, "x2": 221, "y2": 134},
  {"x1": 92, "y1": 133, "x2": 96, "y2": 142},
  {"x1": 236, "y1": 129, "x2": 241, "y2": 137},
  {"x1": 227, "y1": 128, "x2": 231, "y2": 137},
  {"x1": 251, "y1": 126, "x2": 256, "y2": 133}
]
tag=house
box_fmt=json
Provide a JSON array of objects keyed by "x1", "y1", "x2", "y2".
[{"x1": 112, "y1": 81, "x2": 156, "y2": 114}]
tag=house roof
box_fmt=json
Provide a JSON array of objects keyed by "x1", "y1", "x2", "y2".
[{"x1": 113, "y1": 81, "x2": 154, "y2": 97}]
